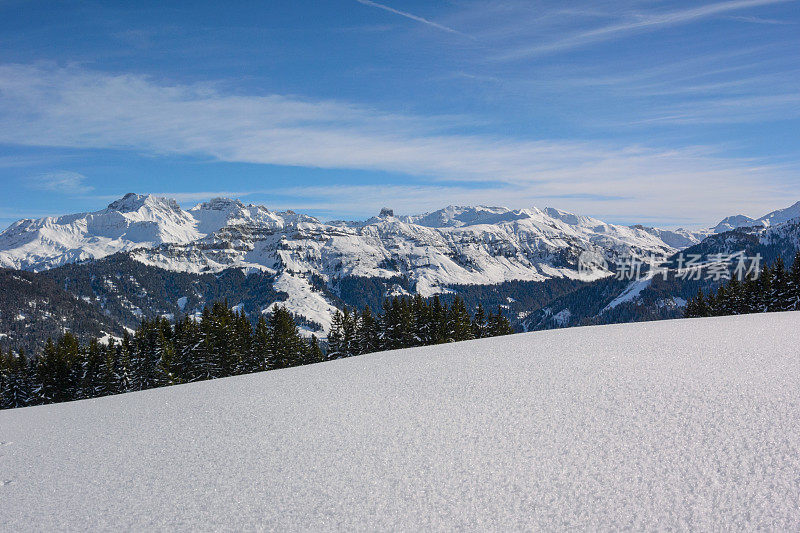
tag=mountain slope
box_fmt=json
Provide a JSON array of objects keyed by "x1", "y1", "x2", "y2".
[
  {"x1": 673, "y1": 218, "x2": 800, "y2": 266},
  {"x1": 0, "y1": 195, "x2": 711, "y2": 331},
  {"x1": 6, "y1": 195, "x2": 800, "y2": 335},
  {"x1": 530, "y1": 214, "x2": 800, "y2": 330},
  {"x1": 40, "y1": 254, "x2": 289, "y2": 331},
  {"x1": 2, "y1": 313, "x2": 800, "y2": 530},
  {"x1": 710, "y1": 201, "x2": 800, "y2": 233},
  {"x1": 0, "y1": 196, "x2": 705, "y2": 282},
  {"x1": 0, "y1": 193, "x2": 201, "y2": 271},
  {"x1": 0, "y1": 268, "x2": 124, "y2": 351}
]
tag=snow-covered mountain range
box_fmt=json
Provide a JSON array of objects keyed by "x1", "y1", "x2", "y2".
[
  {"x1": 710, "y1": 201, "x2": 800, "y2": 233},
  {"x1": 0, "y1": 192, "x2": 704, "y2": 274},
  {"x1": 523, "y1": 205, "x2": 800, "y2": 331},
  {"x1": 1, "y1": 193, "x2": 798, "y2": 332}
]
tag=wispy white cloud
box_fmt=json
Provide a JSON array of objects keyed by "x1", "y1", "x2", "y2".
[
  {"x1": 633, "y1": 93, "x2": 800, "y2": 124},
  {"x1": 0, "y1": 154, "x2": 71, "y2": 168},
  {"x1": 354, "y1": 0, "x2": 467, "y2": 36},
  {"x1": 497, "y1": 0, "x2": 794, "y2": 60},
  {"x1": 725, "y1": 14, "x2": 796, "y2": 23},
  {"x1": 29, "y1": 171, "x2": 93, "y2": 194},
  {"x1": 0, "y1": 64, "x2": 797, "y2": 225}
]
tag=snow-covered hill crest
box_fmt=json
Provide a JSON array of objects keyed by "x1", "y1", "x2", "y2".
[{"x1": 3, "y1": 313, "x2": 800, "y2": 530}]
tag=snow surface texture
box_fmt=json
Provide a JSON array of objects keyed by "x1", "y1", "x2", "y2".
[{"x1": 3, "y1": 313, "x2": 800, "y2": 531}]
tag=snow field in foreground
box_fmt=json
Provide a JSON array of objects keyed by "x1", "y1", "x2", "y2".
[{"x1": 2, "y1": 313, "x2": 800, "y2": 530}]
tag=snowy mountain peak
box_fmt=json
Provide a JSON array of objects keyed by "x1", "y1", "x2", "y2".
[
  {"x1": 404, "y1": 205, "x2": 527, "y2": 228},
  {"x1": 190, "y1": 197, "x2": 279, "y2": 234},
  {"x1": 0, "y1": 194, "x2": 775, "y2": 332},
  {"x1": 712, "y1": 214, "x2": 757, "y2": 233},
  {"x1": 0, "y1": 193, "x2": 199, "y2": 271},
  {"x1": 541, "y1": 207, "x2": 596, "y2": 227},
  {"x1": 758, "y1": 200, "x2": 800, "y2": 228},
  {"x1": 191, "y1": 197, "x2": 246, "y2": 212},
  {"x1": 710, "y1": 200, "x2": 800, "y2": 234},
  {"x1": 106, "y1": 193, "x2": 180, "y2": 214}
]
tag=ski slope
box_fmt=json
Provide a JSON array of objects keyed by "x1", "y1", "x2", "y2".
[{"x1": 3, "y1": 313, "x2": 800, "y2": 530}]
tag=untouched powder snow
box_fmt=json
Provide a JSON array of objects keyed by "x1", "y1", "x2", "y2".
[{"x1": 3, "y1": 313, "x2": 800, "y2": 530}]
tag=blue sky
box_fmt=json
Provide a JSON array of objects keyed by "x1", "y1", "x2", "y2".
[{"x1": 0, "y1": 0, "x2": 798, "y2": 229}]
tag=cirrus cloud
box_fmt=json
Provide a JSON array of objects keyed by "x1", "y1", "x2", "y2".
[
  {"x1": 0, "y1": 63, "x2": 797, "y2": 226},
  {"x1": 29, "y1": 171, "x2": 93, "y2": 194}
]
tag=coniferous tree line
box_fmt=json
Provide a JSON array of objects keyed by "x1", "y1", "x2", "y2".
[
  {"x1": 327, "y1": 295, "x2": 514, "y2": 358},
  {"x1": 0, "y1": 303, "x2": 321, "y2": 410},
  {"x1": 685, "y1": 251, "x2": 800, "y2": 318},
  {"x1": 1, "y1": 296, "x2": 513, "y2": 410}
]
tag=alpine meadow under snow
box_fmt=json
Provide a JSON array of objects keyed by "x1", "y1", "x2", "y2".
[{"x1": 2, "y1": 312, "x2": 800, "y2": 531}]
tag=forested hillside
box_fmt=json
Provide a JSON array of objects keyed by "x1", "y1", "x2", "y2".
[
  {"x1": 0, "y1": 268, "x2": 124, "y2": 352},
  {"x1": 686, "y1": 252, "x2": 800, "y2": 317},
  {"x1": 0, "y1": 295, "x2": 512, "y2": 409}
]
